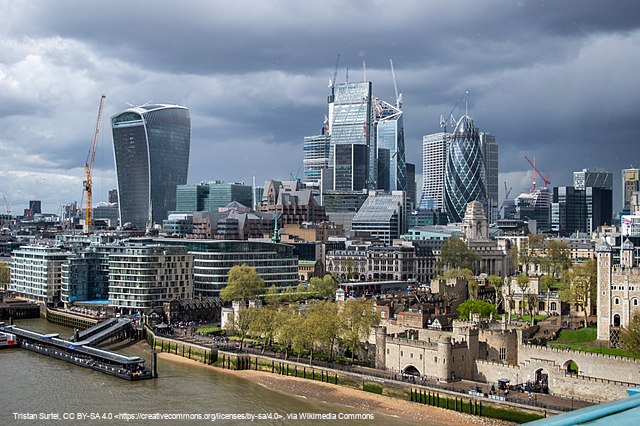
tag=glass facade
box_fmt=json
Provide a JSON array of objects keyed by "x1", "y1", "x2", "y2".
[
  {"x1": 480, "y1": 133, "x2": 499, "y2": 223},
  {"x1": 375, "y1": 99, "x2": 406, "y2": 193},
  {"x1": 444, "y1": 116, "x2": 487, "y2": 223},
  {"x1": 334, "y1": 144, "x2": 368, "y2": 191},
  {"x1": 420, "y1": 132, "x2": 449, "y2": 211},
  {"x1": 303, "y1": 134, "x2": 330, "y2": 185},
  {"x1": 112, "y1": 104, "x2": 191, "y2": 230},
  {"x1": 330, "y1": 82, "x2": 374, "y2": 190}
]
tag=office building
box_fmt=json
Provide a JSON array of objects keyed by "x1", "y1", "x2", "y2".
[
  {"x1": 573, "y1": 168, "x2": 613, "y2": 191},
  {"x1": 352, "y1": 190, "x2": 407, "y2": 244},
  {"x1": 375, "y1": 98, "x2": 406, "y2": 193},
  {"x1": 622, "y1": 168, "x2": 640, "y2": 212},
  {"x1": 480, "y1": 133, "x2": 499, "y2": 224},
  {"x1": 334, "y1": 144, "x2": 368, "y2": 192},
  {"x1": 444, "y1": 115, "x2": 487, "y2": 223},
  {"x1": 551, "y1": 186, "x2": 612, "y2": 236},
  {"x1": 329, "y1": 82, "x2": 374, "y2": 190},
  {"x1": 405, "y1": 163, "x2": 416, "y2": 208},
  {"x1": 419, "y1": 132, "x2": 449, "y2": 211},
  {"x1": 303, "y1": 134, "x2": 331, "y2": 187},
  {"x1": 111, "y1": 104, "x2": 191, "y2": 230}
]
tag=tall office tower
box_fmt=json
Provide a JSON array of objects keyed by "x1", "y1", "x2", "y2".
[
  {"x1": 551, "y1": 186, "x2": 612, "y2": 236},
  {"x1": 112, "y1": 104, "x2": 190, "y2": 230},
  {"x1": 444, "y1": 115, "x2": 487, "y2": 223},
  {"x1": 375, "y1": 97, "x2": 406, "y2": 193},
  {"x1": 480, "y1": 133, "x2": 499, "y2": 224},
  {"x1": 329, "y1": 82, "x2": 374, "y2": 190},
  {"x1": 419, "y1": 132, "x2": 449, "y2": 210},
  {"x1": 405, "y1": 163, "x2": 416, "y2": 208},
  {"x1": 622, "y1": 168, "x2": 640, "y2": 212},
  {"x1": 303, "y1": 134, "x2": 331, "y2": 187}
]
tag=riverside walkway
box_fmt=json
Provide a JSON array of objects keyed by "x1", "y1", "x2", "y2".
[{"x1": 164, "y1": 331, "x2": 593, "y2": 414}]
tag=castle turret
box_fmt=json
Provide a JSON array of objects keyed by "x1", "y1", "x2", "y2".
[
  {"x1": 437, "y1": 337, "x2": 452, "y2": 381},
  {"x1": 596, "y1": 237, "x2": 613, "y2": 341}
]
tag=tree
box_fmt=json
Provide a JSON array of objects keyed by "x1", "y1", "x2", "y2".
[
  {"x1": 458, "y1": 299, "x2": 496, "y2": 319},
  {"x1": 306, "y1": 301, "x2": 343, "y2": 361},
  {"x1": 249, "y1": 305, "x2": 280, "y2": 353},
  {"x1": 309, "y1": 275, "x2": 338, "y2": 299},
  {"x1": 620, "y1": 314, "x2": 640, "y2": 355},
  {"x1": 516, "y1": 274, "x2": 531, "y2": 316},
  {"x1": 545, "y1": 240, "x2": 571, "y2": 276},
  {"x1": 340, "y1": 299, "x2": 380, "y2": 362},
  {"x1": 439, "y1": 237, "x2": 479, "y2": 273},
  {"x1": 487, "y1": 275, "x2": 504, "y2": 308},
  {"x1": 220, "y1": 264, "x2": 264, "y2": 302},
  {"x1": 560, "y1": 258, "x2": 597, "y2": 326},
  {"x1": 0, "y1": 262, "x2": 9, "y2": 291},
  {"x1": 227, "y1": 306, "x2": 256, "y2": 350}
]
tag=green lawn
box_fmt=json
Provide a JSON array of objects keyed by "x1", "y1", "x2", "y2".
[
  {"x1": 555, "y1": 327, "x2": 596, "y2": 344},
  {"x1": 549, "y1": 327, "x2": 640, "y2": 359}
]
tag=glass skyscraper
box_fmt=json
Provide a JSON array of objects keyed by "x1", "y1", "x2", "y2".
[
  {"x1": 375, "y1": 98, "x2": 406, "y2": 193},
  {"x1": 444, "y1": 115, "x2": 487, "y2": 223},
  {"x1": 112, "y1": 104, "x2": 190, "y2": 230},
  {"x1": 329, "y1": 82, "x2": 374, "y2": 190}
]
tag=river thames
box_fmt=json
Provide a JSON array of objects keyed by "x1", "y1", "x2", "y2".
[{"x1": 0, "y1": 319, "x2": 428, "y2": 425}]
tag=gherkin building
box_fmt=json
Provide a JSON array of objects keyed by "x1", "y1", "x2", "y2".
[{"x1": 444, "y1": 115, "x2": 487, "y2": 223}]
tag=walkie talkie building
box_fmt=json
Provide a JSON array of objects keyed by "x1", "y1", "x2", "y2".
[
  {"x1": 112, "y1": 104, "x2": 190, "y2": 230},
  {"x1": 444, "y1": 115, "x2": 487, "y2": 223}
]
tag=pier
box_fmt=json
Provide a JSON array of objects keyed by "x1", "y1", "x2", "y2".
[{"x1": 0, "y1": 322, "x2": 153, "y2": 381}]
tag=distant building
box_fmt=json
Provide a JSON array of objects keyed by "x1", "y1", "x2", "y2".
[
  {"x1": 175, "y1": 181, "x2": 253, "y2": 214},
  {"x1": 303, "y1": 134, "x2": 330, "y2": 187},
  {"x1": 352, "y1": 191, "x2": 407, "y2": 244},
  {"x1": 622, "y1": 168, "x2": 640, "y2": 212},
  {"x1": 480, "y1": 133, "x2": 499, "y2": 224},
  {"x1": 551, "y1": 186, "x2": 612, "y2": 236},
  {"x1": 573, "y1": 168, "x2": 613, "y2": 190},
  {"x1": 260, "y1": 180, "x2": 327, "y2": 224},
  {"x1": 419, "y1": 132, "x2": 448, "y2": 211},
  {"x1": 111, "y1": 104, "x2": 190, "y2": 230},
  {"x1": 444, "y1": 115, "x2": 487, "y2": 223}
]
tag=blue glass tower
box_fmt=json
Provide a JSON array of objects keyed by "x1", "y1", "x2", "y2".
[
  {"x1": 444, "y1": 115, "x2": 487, "y2": 223},
  {"x1": 112, "y1": 104, "x2": 191, "y2": 230}
]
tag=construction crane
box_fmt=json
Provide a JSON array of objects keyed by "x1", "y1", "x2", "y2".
[
  {"x1": 389, "y1": 59, "x2": 403, "y2": 109},
  {"x1": 498, "y1": 182, "x2": 513, "y2": 215},
  {"x1": 524, "y1": 155, "x2": 551, "y2": 191},
  {"x1": 328, "y1": 53, "x2": 340, "y2": 95},
  {"x1": 83, "y1": 94, "x2": 106, "y2": 233}
]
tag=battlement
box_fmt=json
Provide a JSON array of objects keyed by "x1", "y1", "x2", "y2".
[
  {"x1": 387, "y1": 336, "x2": 439, "y2": 350},
  {"x1": 611, "y1": 265, "x2": 640, "y2": 275},
  {"x1": 521, "y1": 343, "x2": 640, "y2": 364}
]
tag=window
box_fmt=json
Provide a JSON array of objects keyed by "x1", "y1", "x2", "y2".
[{"x1": 500, "y1": 347, "x2": 507, "y2": 361}]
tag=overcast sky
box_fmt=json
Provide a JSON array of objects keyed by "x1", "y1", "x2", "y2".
[{"x1": 1, "y1": 0, "x2": 639, "y2": 215}]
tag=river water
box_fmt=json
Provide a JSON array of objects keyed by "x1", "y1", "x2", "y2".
[{"x1": 1, "y1": 319, "x2": 425, "y2": 425}]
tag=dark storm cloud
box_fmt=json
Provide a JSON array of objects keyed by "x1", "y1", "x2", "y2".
[{"x1": 1, "y1": 0, "x2": 640, "y2": 211}]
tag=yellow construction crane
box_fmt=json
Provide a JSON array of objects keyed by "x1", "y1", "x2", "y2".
[{"x1": 83, "y1": 94, "x2": 106, "y2": 233}]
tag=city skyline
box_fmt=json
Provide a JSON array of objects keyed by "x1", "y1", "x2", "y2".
[{"x1": 1, "y1": 1, "x2": 640, "y2": 213}]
